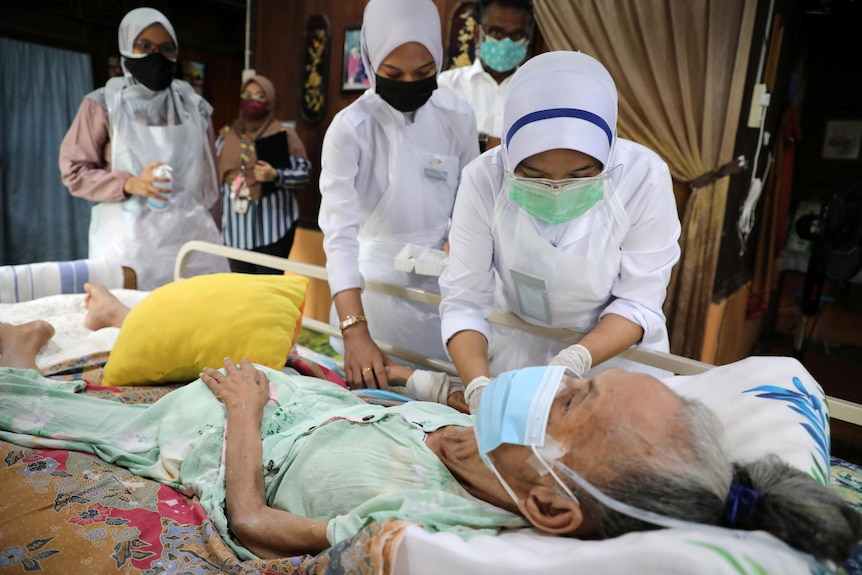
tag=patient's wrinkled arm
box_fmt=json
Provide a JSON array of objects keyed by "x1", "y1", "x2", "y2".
[
  {"x1": 200, "y1": 358, "x2": 330, "y2": 558},
  {"x1": 386, "y1": 365, "x2": 470, "y2": 413}
]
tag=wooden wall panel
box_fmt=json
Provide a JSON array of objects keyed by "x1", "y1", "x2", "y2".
[
  {"x1": 253, "y1": 1, "x2": 357, "y2": 229},
  {"x1": 180, "y1": 47, "x2": 244, "y2": 133}
]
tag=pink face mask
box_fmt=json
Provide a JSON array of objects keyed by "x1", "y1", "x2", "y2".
[{"x1": 241, "y1": 99, "x2": 269, "y2": 120}]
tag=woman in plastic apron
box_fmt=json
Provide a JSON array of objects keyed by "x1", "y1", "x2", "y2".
[
  {"x1": 319, "y1": 0, "x2": 478, "y2": 389},
  {"x1": 62, "y1": 8, "x2": 227, "y2": 292},
  {"x1": 94, "y1": 77, "x2": 226, "y2": 290},
  {"x1": 440, "y1": 51, "x2": 681, "y2": 400}
]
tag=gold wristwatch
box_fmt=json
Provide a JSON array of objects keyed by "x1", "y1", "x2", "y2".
[{"x1": 339, "y1": 315, "x2": 367, "y2": 332}]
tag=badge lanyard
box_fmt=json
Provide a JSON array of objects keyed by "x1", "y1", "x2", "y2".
[{"x1": 231, "y1": 135, "x2": 255, "y2": 214}]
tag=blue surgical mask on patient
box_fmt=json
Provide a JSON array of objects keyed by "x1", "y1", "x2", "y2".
[
  {"x1": 475, "y1": 366, "x2": 566, "y2": 456},
  {"x1": 473, "y1": 366, "x2": 826, "y2": 568},
  {"x1": 474, "y1": 365, "x2": 573, "y2": 504},
  {"x1": 475, "y1": 369, "x2": 741, "y2": 524}
]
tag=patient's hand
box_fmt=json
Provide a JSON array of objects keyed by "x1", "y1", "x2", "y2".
[
  {"x1": 384, "y1": 364, "x2": 414, "y2": 385},
  {"x1": 200, "y1": 357, "x2": 270, "y2": 413},
  {"x1": 447, "y1": 391, "x2": 469, "y2": 413}
]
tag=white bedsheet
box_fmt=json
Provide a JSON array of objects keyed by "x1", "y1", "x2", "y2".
[
  {"x1": 0, "y1": 289, "x2": 148, "y2": 370},
  {"x1": 393, "y1": 523, "x2": 820, "y2": 575}
]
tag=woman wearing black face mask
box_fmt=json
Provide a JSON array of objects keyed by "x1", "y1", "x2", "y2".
[
  {"x1": 59, "y1": 7, "x2": 228, "y2": 291},
  {"x1": 318, "y1": 0, "x2": 479, "y2": 391}
]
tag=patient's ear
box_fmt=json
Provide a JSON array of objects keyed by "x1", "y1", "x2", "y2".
[{"x1": 521, "y1": 484, "x2": 583, "y2": 534}]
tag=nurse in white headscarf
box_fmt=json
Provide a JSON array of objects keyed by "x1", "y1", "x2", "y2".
[
  {"x1": 60, "y1": 7, "x2": 228, "y2": 290},
  {"x1": 318, "y1": 0, "x2": 479, "y2": 389},
  {"x1": 440, "y1": 51, "x2": 681, "y2": 399}
]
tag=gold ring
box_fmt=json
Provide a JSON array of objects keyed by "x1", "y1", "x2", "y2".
[{"x1": 362, "y1": 367, "x2": 372, "y2": 374}]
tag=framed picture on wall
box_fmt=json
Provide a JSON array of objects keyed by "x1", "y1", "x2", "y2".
[
  {"x1": 342, "y1": 26, "x2": 370, "y2": 92},
  {"x1": 822, "y1": 120, "x2": 862, "y2": 160}
]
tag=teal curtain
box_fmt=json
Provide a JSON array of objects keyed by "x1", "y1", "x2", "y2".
[{"x1": 0, "y1": 37, "x2": 93, "y2": 265}]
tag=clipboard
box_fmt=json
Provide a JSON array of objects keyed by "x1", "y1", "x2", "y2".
[{"x1": 254, "y1": 130, "x2": 290, "y2": 197}]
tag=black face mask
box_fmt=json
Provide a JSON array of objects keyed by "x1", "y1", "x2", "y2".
[
  {"x1": 124, "y1": 53, "x2": 177, "y2": 92},
  {"x1": 375, "y1": 74, "x2": 437, "y2": 113}
]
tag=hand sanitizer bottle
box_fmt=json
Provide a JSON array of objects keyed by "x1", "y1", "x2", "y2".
[{"x1": 148, "y1": 164, "x2": 173, "y2": 210}]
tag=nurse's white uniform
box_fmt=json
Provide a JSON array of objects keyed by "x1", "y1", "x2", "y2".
[
  {"x1": 439, "y1": 52, "x2": 681, "y2": 377},
  {"x1": 318, "y1": 0, "x2": 478, "y2": 361}
]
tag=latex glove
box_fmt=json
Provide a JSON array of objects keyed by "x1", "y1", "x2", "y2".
[
  {"x1": 549, "y1": 344, "x2": 593, "y2": 377},
  {"x1": 464, "y1": 375, "x2": 492, "y2": 415}
]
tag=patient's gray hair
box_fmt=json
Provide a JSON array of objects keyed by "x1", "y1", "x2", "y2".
[{"x1": 569, "y1": 397, "x2": 862, "y2": 564}]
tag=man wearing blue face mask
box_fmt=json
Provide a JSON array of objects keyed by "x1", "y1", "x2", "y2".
[
  {"x1": 440, "y1": 51, "x2": 682, "y2": 390},
  {"x1": 438, "y1": 0, "x2": 534, "y2": 153}
]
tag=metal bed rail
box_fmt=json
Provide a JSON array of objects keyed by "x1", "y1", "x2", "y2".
[{"x1": 175, "y1": 240, "x2": 862, "y2": 427}]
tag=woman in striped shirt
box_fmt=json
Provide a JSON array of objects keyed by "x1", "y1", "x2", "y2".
[{"x1": 217, "y1": 75, "x2": 311, "y2": 274}]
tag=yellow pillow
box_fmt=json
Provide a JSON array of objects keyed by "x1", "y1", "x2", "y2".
[{"x1": 103, "y1": 273, "x2": 308, "y2": 386}]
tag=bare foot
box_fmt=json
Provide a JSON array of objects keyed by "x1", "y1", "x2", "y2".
[
  {"x1": 84, "y1": 283, "x2": 129, "y2": 330},
  {"x1": 0, "y1": 321, "x2": 55, "y2": 371}
]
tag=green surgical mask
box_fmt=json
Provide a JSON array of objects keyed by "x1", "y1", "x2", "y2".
[{"x1": 508, "y1": 171, "x2": 611, "y2": 225}]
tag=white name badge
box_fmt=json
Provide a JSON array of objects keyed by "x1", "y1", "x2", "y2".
[
  {"x1": 423, "y1": 155, "x2": 449, "y2": 181},
  {"x1": 510, "y1": 268, "x2": 552, "y2": 325}
]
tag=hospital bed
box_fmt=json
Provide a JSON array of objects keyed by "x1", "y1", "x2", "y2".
[
  {"x1": 175, "y1": 241, "x2": 862, "y2": 428},
  {"x1": 0, "y1": 241, "x2": 859, "y2": 575}
]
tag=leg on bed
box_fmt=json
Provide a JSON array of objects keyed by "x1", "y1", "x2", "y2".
[
  {"x1": 84, "y1": 283, "x2": 130, "y2": 330},
  {"x1": 0, "y1": 321, "x2": 54, "y2": 371}
]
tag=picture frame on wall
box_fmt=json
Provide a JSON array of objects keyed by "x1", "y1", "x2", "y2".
[
  {"x1": 342, "y1": 26, "x2": 370, "y2": 92},
  {"x1": 822, "y1": 120, "x2": 862, "y2": 160}
]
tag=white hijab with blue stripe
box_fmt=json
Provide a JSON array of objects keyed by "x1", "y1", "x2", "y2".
[{"x1": 502, "y1": 51, "x2": 618, "y2": 172}]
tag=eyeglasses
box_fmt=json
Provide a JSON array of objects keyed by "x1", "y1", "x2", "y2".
[
  {"x1": 240, "y1": 92, "x2": 267, "y2": 101},
  {"x1": 133, "y1": 39, "x2": 178, "y2": 58},
  {"x1": 481, "y1": 25, "x2": 530, "y2": 43}
]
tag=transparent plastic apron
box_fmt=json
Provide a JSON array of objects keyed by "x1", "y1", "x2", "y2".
[
  {"x1": 488, "y1": 178, "x2": 669, "y2": 377},
  {"x1": 91, "y1": 80, "x2": 227, "y2": 290},
  {"x1": 330, "y1": 103, "x2": 458, "y2": 361}
]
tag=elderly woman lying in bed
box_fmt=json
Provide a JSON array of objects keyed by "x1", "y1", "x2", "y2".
[{"x1": 0, "y1": 314, "x2": 859, "y2": 566}]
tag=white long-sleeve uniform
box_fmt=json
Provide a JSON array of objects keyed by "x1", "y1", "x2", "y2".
[
  {"x1": 319, "y1": 89, "x2": 478, "y2": 360},
  {"x1": 439, "y1": 138, "x2": 681, "y2": 376}
]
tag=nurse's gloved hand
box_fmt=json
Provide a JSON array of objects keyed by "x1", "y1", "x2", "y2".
[
  {"x1": 549, "y1": 344, "x2": 592, "y2": 377},
  {"x1": 343, "y1": 327, "x2": 391, "y2": 390},
  {"x1": 465, "y1": 375, "x2": 492, "y2": 415}
]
